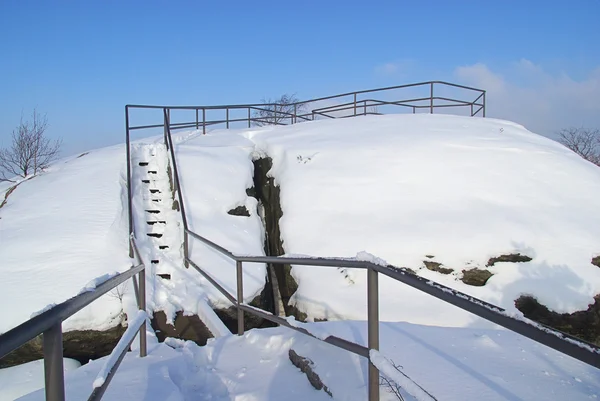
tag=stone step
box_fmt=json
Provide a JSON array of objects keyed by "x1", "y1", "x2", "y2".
[
  {"x1": 159, "y1": 245, "x2": 169, "y2": 250},
  {"x1": 146, "y1": 210, "x2": 161, "y2": 214},
  {"x1": 149, "y1": 189, "x2": 161, "y2": 194},
  {"x1": 147, "y1": 233, "x2": 163, "y2": 238},
  {"x1": 139, "y1": 162, "x2": 149, "y2": 167},
  {"x1": 147, "y1": 221, "x2": 166, "y2": 225}
]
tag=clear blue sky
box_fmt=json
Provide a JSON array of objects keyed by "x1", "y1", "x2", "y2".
[{"x1": 1, "y1": 1, "x2": 599, "y2": 156}]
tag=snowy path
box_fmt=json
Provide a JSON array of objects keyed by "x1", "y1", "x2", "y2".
[{"x1": 16, "y1": 322, "x2": 600, "y2": 400}]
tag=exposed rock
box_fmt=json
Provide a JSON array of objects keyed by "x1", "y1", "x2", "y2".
[
  {"x1": 0, "y1": 325, "x2": 126, "y2": 368},
  {"x1": 425, "y1": 254, "x2": 435, "y2": 259},
  {"x1": 486, "y1": 253, "x2": 532, "y2": 267},
  {"x1": 151, "y1": 311, "x2": 212, "y2": 345},
  {"x1": 253, "y1": 158, "x2": 301, "y2": 319},
  {"x1": 246, "y1": 186, "x2": 257, "y2": 199},
  {"x1": 288, "y1": 349, "x2": 332, "y2": 397},
  {"x1": 461, "y1": 268, "x2": 493, "y2": 286},
  {"x1": 227, "y1": 205, "x2": 250, "y2": 217},
  {"x1": 592, "y1": 256, "x2": 600, "y2": 268},
  {"x1": 515, "y1": 295, "x2": 600, "y2": 345},
  {"x1": 77, "y1": 152, "x2": 89, "y2": 158},
  {"x1": 423, "y1": 260, "x2": 453, "y2": 275}
]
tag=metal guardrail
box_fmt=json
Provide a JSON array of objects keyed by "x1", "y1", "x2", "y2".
[
  {"x1": 0, "y1": 237, "x2": 147, "y2": 401},
  {"x1": 129, "y1": 105, "x2": 600, "y2": 401},
  {"x1": 126, "y1": 81, "x2": 486, "y2": 136}
]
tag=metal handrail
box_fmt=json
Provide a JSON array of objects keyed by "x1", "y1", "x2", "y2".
[
  {"x1": 0, "y1": 238, "x2": 147, "y2": 401},
  {"x1": 125, "y1": 81, "x2": 486, "y2": 136}
]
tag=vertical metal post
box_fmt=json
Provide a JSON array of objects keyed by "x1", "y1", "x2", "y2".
[
  {"x1": 354, "y1": 93, "x2": 357, "y2": 116},
  {"x1": 248, "y1": 108, "x2": 251, "y2": 128},
  {"x1": 195, "y1": 109, "x2": 199, "y2": 129},
  {"x1": 138, "y1": 269, "x2": 147, "y2": 357},
  {"x1": 293, "y1": 104, "x2": 297, "y2": 124},
  {"x1": 412, "y1": 106, "x2": 416, "y2": 114},
  {"x1": 364, "y1": 100, "x2": 367, "y2": 116},
  {"x1": 226, "y1": 108, "x2": 229, "y2": 129},
  {"x1": 163, "y1": 108, "x2": 169, "y2": 151},
  {"x1": 183, "y1": 231, "x2": 189, "y2": 268},
  {"x1": 236, "y1": 261, "x2": 244, "y2": 335},
  {"x1": 125, "y1": 106, "x2": 133, "y2": 259},
  {"x1": 471, "y1": 103, "x2": 474, "y2": 117},
  {"x1": 43, "y1": 323, "x2": 65, "y2": 401},
  {"x1": 202, "y1": 109, "x2": 206, "y2": 135},
  {"x1": 483, "y1": 91, "x2": 486, "y2": 117},
  {"x1": 430, "y1": 82, "x2": 434, "y2": 114},
  {"x1": 367, "y1": 268, "x2": 380, "y2": 401}
]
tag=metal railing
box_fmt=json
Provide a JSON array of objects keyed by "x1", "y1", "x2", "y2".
[
  {"x1": 126, "y1": 106, "x2": 600, "y2": 401},
  {"x1": 125, "y1": 81, "x2": 486, "y2": 136},
  {"x1": 0, "y1": 237, "x2": 147, "y2": 401}
]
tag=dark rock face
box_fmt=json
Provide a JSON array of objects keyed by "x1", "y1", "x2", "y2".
[
  {"x1": 227, "y1": 205, "x2": 250, "y2": 216},
  {"x1": 487, "y1": 253, "x2": 532, "y2": 267},
  {"x1": 423, "y1": 260, "x2": 454, "y2": 274},
  {"x1": 252, "y1": 158, "x2": 302, "y2": 319},
  {"x1": 151, "y1": 311, "x2": 212, "y2": 345},
  {"x1": 515, "y1": 295, "x2": 600, "y2": 345},
  {"x1": 0, "y1": 325, "x2": 126, "y2": 368},
  {"x1": 592, "y1": 256, "x2": 600, "y2": 268},
  {"x1": 461, "y1": 268, "x2": 493, "y2": 286},
  {"x1": 289, "y1": 349, "x2": 332, "y2": 397}
]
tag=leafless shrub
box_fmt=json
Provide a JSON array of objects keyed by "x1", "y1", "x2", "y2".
[
  {"x1": 0, "y1": 110, "x2": 62, "y2": 181},
  {"x1": 252, "y1": 93, "x2": 307, "y2": 126},
  {"x1": 557, "y1": 127, "x2": 600, "y2": 166}
]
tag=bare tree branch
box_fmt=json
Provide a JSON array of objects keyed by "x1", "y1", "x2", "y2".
[
  {"x1": 557, "y1": 127, "x2": 600, "y2": 166},
  {"x1": 252, "y1": 93, "x2": 307, "y2": 126},
  {"x1": 0, "y1": 110, "x2": 61, "y2": 180}
]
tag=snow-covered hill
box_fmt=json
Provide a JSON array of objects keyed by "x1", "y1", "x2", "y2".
[{"x1": 2, "y1": 113, "x2": 600, "y2": 400}]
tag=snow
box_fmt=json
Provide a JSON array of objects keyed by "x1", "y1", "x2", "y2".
[
  {"x1": 0, "y1": 145, "x2": 132, "y2": 333},
  {"x1": 17, "y1": 322, "x2": 600, "y2": 401},
  {"x1": 0, "y1": 358, "x2": 80, "y2": 401},
  {"x1": 238, "y1": 114, "x2": 600, "y2": 324},
  {"x1": 93, "y1": 310, "x2": 147, "y2": 389},
  {"x1": 2, "y1": 113, "x2": 600, "y2": 400},
  {"x1": 77, "y1": 272, "x2": 120, "y2": 295}
]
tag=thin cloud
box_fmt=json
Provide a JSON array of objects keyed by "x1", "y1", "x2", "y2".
[{"x1": 454, "y1": 61, "x2": 600, "y2": 139}]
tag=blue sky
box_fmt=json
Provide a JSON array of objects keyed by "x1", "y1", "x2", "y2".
[{"x1": 1, "y1": 1, "x2": 599, "y2": 156}]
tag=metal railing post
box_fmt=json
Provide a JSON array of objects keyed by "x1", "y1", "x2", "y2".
[
  {"x1": 202, "y1": 108, "x2": 206, "y2": 135},
  {"x1": 412, "y1": 106, "x2": 416, "y2": 114},
  {"x1": 354, "y1": 93, "x2": 357, "y2": 116},
  {"x1": 183, "y1": 231, "x2": 189, "y2": 268},
  {"x1": 367, "y1": 268, "x2": 380, "y2": 401},
  {"x1": 236, "y1": 260, "x2": 244, "y2": 335},
  {"x1": 293, "y1": 104, "x2": 297, "y2": 124},
  {"x1": 44, "y1": 323, "x2": 65, "y2": 401},
  {"x1": 470, "y1": 103, "x2": 474, "y2": 117},
  {"x1": 248, "y1": 108, "x2": 251, "y2": 128},
  {"x1": 364, "y1": 100, "x2": 367, "y2": 116},
  {"x1": 430, "y1": 82, "x2": 434, "y2": 114},
  {"x1": 195, "y1": 109, "x2": 199, "y2": 129},
  {"x1": 226, "y1": 108, "x2": 229, "y2": 129},
  {"x1": 125, "y1": 106, "x2": 133, "y2": 259},
  {"x1": 138, "y1": 268, "x2": 147, "y2": 357},
  {"x1": 163, "y1": 108, "x2": 169, "y2": 151},
  {"x1": 483, "y1": 91, "x2": 486, "y2": 117}
]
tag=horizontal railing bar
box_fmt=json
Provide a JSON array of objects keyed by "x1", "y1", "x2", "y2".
[
  {"x1": 0, "y1": 263, "x2": 145, "y2": 360},
  {"x1": 370, "y1": 264, "x2": 600, "y2": 369},
  {"x1": 187, "y1": 258, "x2": 237, "y2": 305},
  {"x1": 185, "y1": 229, "x2": 600, "y2": 369},
  {"x1": 125, "y1": 81, "x2": 484, "y2": 112},
  {"x1": 186, "y1": 229, "x2": 237, "y2": 259},
  {"x1": 237, "y1": 304, "x2": 369, "y2": 358},
  {"x1": 87, "y1": 313, "x2": 147, "y2": 401}
]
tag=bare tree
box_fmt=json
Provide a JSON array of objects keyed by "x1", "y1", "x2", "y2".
[
  {"x1": 0, "y1": 110, "x2": 61, "y2": 181},
  {"x1": 557, "y1": 127, "x2": 600, "y2": 166},
  {"x1": 252, "y1": 93, "x2": 307, "y2": 126}
]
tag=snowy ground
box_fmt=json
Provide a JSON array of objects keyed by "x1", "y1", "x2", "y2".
[
  {"x1": 16, "y1": 322, "x2": 600, "y2": 401},
  {"x1": 176, "y1": 114, "x2": 600, "y2": 326},
  {"x1": 2, "y1": 113, "x2": 600, "y2": 400},
  {"x1": 0, "y1": 358, "x2": 80, "y2": 401}
]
